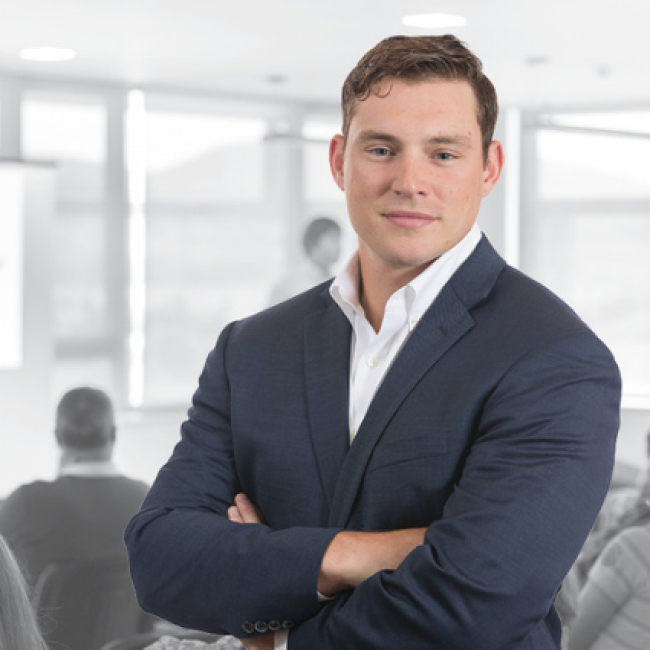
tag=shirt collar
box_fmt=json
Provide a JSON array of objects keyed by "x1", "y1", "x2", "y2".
[
  {"x1": 59, "y1": 461, "x2": 121, "y2": 478},
  {"x1": 330, "y1": 223, "x2": 481, "y2": 329}
]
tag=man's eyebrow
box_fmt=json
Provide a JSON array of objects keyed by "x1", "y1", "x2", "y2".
[
  {"x1": 355, "y1": 131, "x2": 472, "y2": 147},
  {"x1": 356, "y1": 130, "x2": 399, "y2": 144},
  {"x1": 427, "y1": 135, "x2": 472, "y2": 147}
]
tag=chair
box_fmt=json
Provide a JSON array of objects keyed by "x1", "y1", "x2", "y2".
[{"x1": 32, "y1": 555, "x2": 154, "y2": 650}]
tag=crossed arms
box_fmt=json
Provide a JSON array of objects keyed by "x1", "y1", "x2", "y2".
[
  {"x1": 229, "y1": 493, "x2": 425, "y2": 650},
  {"x1": 125, "y1": 317, "x2": 621, "y2": 650}
]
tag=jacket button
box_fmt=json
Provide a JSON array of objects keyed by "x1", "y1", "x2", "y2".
[
  {"x1": 255, "y1": 621, "x2": 269, "y2": 633},
  {"x1": 241, "y1": 621, "x2": 255, "y2": 634},
  {"x1": 282, "y1": 620, "x2": 294, "y2": 629},
  {"x1": 269, "y1": 620, "x2": 281, "y2": 631}
]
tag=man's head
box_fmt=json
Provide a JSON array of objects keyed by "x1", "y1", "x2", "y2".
[
  {"x1": 329, "y1": 35, "x2": 503, "y2": 285},
  {"x1": 341, "y1": 34, "x2": 498, "y2": 161},
  {"x1": 55, "y1": 387, "x2": 116, "y2": 458},
  {"x1": 302, "y1": 216, "x2": 342, "y2": 271}
]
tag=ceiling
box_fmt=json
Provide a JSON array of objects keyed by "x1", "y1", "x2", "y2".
[{"x1": 1, "y1": 0, "x2": 649, "y2": 111}]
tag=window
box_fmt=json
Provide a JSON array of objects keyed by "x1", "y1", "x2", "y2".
[
  {"x1": 521, "y1": 112, "x2": 650, "y2": 404},
  {"x1": 141, "y1": 102, "x2": 280, "y2": 405},
  {"x1": 22, "y1": 92, "x2": 114, "y2": 396}
]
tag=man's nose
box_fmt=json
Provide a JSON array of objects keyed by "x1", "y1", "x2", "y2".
[{"x1": 391, "y1": 153, "x2": 428, "y2": 197}]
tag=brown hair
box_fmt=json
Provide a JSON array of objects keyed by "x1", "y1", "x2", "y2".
[{"x1": 341, "y1": 34, "x2": 498, "y2": 160}]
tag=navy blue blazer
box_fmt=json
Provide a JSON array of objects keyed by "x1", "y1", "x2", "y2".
[{"x1": 125, "y1": 236, "x2": 621, "y2": 649}]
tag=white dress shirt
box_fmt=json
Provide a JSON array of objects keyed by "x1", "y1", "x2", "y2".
[{"x1": 274, "y1": 224, "x2": 481, "y2": 649}]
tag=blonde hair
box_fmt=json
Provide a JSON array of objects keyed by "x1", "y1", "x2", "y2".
[{"x1": 0, "y1": 536, "x2": 47, "y2": 650}]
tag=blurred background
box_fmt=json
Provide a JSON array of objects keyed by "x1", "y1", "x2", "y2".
[{"x1": 1, "y1": 0, "x2": 649, "y2": 496}]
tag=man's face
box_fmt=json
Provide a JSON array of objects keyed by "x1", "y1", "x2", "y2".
[{"x1": 329, "y1": 79, "x2": 503, "y2": 281}]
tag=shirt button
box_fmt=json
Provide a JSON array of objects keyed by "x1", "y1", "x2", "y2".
[{"x1": 367, "y1": 356, "x2": 378, "y2": 367}]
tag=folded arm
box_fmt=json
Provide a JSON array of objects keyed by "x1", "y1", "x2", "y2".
[
  {"x1": 230, "y1": 493, "x2": 425, "y2": 650},
  {"x1": 125, "y1": 324, "x2": 341, "y2": 635},
  {"x1": 285, "y1": 333, "x2": 621, "y2": 650}
]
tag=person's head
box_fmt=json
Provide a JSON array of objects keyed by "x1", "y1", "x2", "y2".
[
  {"x1": 55, "y1": 387, "x2": 116, "y2": 464},
  {"x1": 302, "y1": 216, "x2": 342, "y2": 271},
  {"x1": 0, "y1": 536, "x2": 47, "y2": 650},
  {"x1": 341, "y1": 34, "x2": 498, "y2": 162},
  {"x1": 329, "y1": 35, "x2": 503, "y2": 283}
]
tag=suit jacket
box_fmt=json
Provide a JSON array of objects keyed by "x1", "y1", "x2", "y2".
[
  {"x1": 0, "y1": 473, "x2": 149, "y2": 588},
  {"x1": 125, "y1": 236, "x2": 621, "y2": 650}
]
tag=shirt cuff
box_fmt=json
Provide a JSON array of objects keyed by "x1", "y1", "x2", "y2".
[{"x1": 274, "y1": 629, "x2": 289, "y2": 650}]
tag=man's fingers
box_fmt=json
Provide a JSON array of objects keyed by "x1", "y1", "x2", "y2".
[
  {"x1": 227, "y1": 505, "x2": 244, "y2": 523},
  {"x1": 234, "y1": 493, "x2": 265, "y2": 524}
]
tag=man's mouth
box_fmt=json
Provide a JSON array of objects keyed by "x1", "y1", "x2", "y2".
[{"x1": 384, "y1": 210, "x2": 438, "y2": 229}]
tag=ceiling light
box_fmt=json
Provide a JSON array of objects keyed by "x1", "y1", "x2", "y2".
[
  {"x1": 19, "y1": 47, "x2": 77, "y2": 62},
  {"x1": 402, "y1": 13, "x2": 467, "y2": 29}
]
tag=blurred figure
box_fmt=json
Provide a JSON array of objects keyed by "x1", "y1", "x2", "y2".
[
  {"x1": 0, "y1": 534, "x2": 47, "y2": 650},
  {"x1": 144, "y1": 634, "x2": 241, "y2": 649},
  {"x1": 0, "y1": 387, "x2": 149, "y2": 588},
  {"x1": 556, "y1": 568, "x2": 582, "y2": 649},
  {"x1": 567, "y1": 523, "x2": 650, "y2": 650},
  {"x1": 571, "y1": 435, "x2": 650, "y2": 589},
  {"x1": 269, "y1": 215, "x2": 342, "y2": 305}
]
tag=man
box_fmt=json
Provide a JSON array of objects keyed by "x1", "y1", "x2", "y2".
[
  {"x1": 125, "y1": 35, "x2": 621, "y2": 649},
  {"x1": 0, "y1": 387, "x2": 149, "y2": 588},
  {"x1": 269, "y1": 215, "x2": 342, "y2": 306}
]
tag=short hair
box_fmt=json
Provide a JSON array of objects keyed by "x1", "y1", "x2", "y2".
[
  {"x1": 55, "y1": 387, "x2": 115, "y2": 450},
  {"x1": 302, "y1": 216, "x2": 341, "y2": 255},
  {"x1": 341, "y1": 34, "x2": 498, "y2": 160}
]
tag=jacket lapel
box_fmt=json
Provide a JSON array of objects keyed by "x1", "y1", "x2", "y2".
[
  {"x1": 304, "y1": 289, "x2": 352, "y2": 508},
  {"x1": 328, "y1": 237, "x2": 506, "y2": 528}
]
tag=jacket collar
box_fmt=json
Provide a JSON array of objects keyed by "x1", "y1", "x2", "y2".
[{"x1": 304, "y1": 235, "x2": 506, "y2": 525}]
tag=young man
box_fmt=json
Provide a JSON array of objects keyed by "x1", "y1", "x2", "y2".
[{"x1": 126, "y1": 35, "x2": 621, "y2": 649}]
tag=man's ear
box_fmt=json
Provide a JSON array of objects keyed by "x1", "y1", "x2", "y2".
[
  {"x1": 329, "y1": 134, "x2": 346, "y2": 191},
  {"x1": 482, "y1": 140, "x2": 504, "y2": 197}
]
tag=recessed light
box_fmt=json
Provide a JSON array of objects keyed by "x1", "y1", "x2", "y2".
[
  {"x1": 402, "y1": 13, "x2": 468, "y2": 29},
  {"x1": 19, "y1": 47, "x2": 77, "y2": 62}
]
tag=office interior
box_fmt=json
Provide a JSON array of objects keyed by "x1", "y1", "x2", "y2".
[{"x1": 0, "y1": 0, "x2": 649, "y2": 498}]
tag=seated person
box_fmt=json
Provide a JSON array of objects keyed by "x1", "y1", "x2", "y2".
[
  {"x1": 568, "y1": 523, "x2": 650, "y2": 649},
  {"x1": 0, "y1": 386, "x2": 150, "y2": 588}
]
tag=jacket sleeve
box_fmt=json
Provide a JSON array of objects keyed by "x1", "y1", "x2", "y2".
[
  {"x1": 286, "y1": 331, "x2": 621, "y2": 650},
  {"x1": 124, "y1": 322, "x2": 340, "y2": 636}
]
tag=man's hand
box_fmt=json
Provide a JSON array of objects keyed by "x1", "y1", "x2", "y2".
[
  {"x1": 239, "y1": 632, "x2": 274, "y2": 650},
  {"x1": 229, "y1": 496, "x2": 272, "y2": 650},
  {"x1": 228, "y1": 493, "x2": 426, "y2": 600},
  {"x1": 318, "y1": 527, "x2": 426, "y2": 597},
  {"x1": 228, "y1": 493, "x2": 265, "y2": 525}
]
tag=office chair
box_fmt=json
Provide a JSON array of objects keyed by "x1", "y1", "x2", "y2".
[{"x1": 32, "y1": 555, "x2": 154, "y2": 650}]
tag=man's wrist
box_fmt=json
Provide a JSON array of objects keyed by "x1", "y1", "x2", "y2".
[{"x1": 318, "y1": 528, "x2": 426, "y2": 597}]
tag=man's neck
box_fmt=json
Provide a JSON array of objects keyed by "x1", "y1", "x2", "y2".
[{"x1": 358, "y1": 256, "x2": 433, "y2": 332}]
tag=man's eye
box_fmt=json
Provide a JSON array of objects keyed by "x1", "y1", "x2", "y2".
[
  {"x1": 435, "y1": 152, "x2": 455, "y2": 161},
  {"x1": 370, "y1": 147, "x2": 391, "y2": 157}
]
